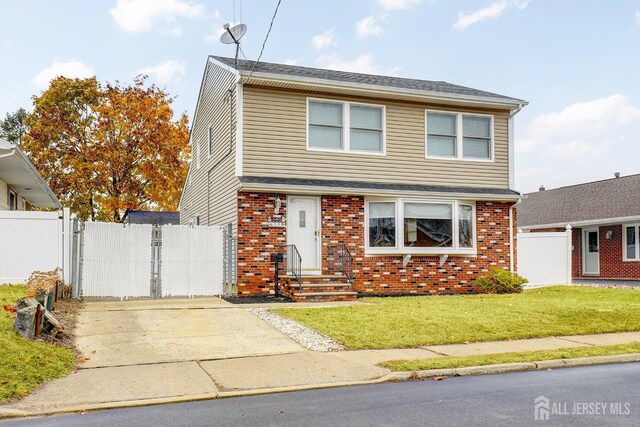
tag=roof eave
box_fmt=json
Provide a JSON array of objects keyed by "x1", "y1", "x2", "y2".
[
  {"x1": 239, "y1": 182, "x2": 523, "y2": 201},
  {"x1": 519, "y1": 214, "x2": 640, "y2": 230},
  {"x1": 240, "y1": 70, "x2": 528, "y2": 110}
]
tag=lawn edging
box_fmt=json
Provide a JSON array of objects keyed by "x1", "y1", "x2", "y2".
[{"x1": 385, "y1": 353, "x2": 640, "y2": 381}]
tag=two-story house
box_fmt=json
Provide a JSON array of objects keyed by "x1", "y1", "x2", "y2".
[{"x1": 179, "y1": 56, "x2": 527, "y2": 301}]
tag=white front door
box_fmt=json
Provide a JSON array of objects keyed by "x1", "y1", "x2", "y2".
[
  {"x1": 583, "y1": 228, "x2": 600, "y2": 275},
  {"x1": 287, "y1": 196, "x2": 321, "y2": 275}
]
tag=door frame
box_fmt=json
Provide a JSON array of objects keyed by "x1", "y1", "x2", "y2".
[
  {"x1": 286, "y1": 195, "x2": 322, "y2": 274},
  {"x1": 582, "y1": 228, "x2": 600, "y2": 275}
]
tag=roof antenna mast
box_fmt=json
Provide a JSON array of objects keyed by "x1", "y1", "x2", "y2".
[{"x1": 220, "y1": 23, "x2": 247, "y2": 67}]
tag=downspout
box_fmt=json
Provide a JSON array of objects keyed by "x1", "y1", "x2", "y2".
[
  {"x1": 508, "y1": 103, "x2": 525, "y2": 190},
  {"x1": 509, "y1": 198, "x2": 522, "y2": 273}
]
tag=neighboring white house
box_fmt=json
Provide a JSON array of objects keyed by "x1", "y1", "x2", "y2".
[
  {"x1": 0, "y1": 138, "x2": 64, "y2": 283},
  {"x1": 0, "y1": 138, "x2": 60, "y2": 210}
]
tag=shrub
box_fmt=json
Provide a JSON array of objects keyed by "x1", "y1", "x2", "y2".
[
  {"x1": 475, "y1": 268, "x2": 528, "y2": 294},
  {"x1": 26, "y1": 268, "x2": 62, "y2": 298}
]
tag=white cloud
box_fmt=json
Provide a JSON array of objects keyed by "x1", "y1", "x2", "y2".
[
  {"x1": 110, "y1": 0, "x2": 206, "y2": 36},
  {"x1": 311, "y1": 29, "x2": 336, "y2": 49},
  {"x1": 356, "y1": 15, "x2": 385, "y2": 38},
  {"x1": 282, "y1": 58, "x2": 300, "y2": 66},
  {"x1": 636, "y1": 10, "x2": 640, "y2": 23},
  {"x1": 137, "y1": 59, "x2": 187, "y2": 84},
  {"x1": 316, "y1": 53, "x2": 400, "y2": 76},
  {"x1": 33, "y1": 59, "x2": 94, "y2": 88},
  {"x1": 377, "y1": 0, "x2": 422, "y2": 11},
  {"x1": 452, "y1": 0, "x2": 529, "y2": 31},
  {"x1": 515, "y1": 95, "x2": 640, "y2": 191}
]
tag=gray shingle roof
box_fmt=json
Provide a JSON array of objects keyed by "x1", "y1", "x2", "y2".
[
  {"x1": 239, "y1": 176, "x2": 520, "y2": 197},
  {"x1": 212, "y1": 56, "x2": 526, "y2": 104},
  {"x1": 124, "y1": 210, "x2": 180, "y2": 225},
  {"x1": 517, "y1": 174, "x2": 640, "y2": 227}
]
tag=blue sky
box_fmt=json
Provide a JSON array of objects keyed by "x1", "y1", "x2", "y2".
[{"x1": 1, "y1": 0, "x2": 639, "y2": 193}]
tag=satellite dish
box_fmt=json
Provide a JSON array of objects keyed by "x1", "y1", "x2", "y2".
[{"x1": 220, "y1": 23, "x2": 247, "y2": 45}]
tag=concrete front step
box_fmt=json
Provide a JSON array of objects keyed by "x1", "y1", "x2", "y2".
[{"x1": 291, "y1": 291, "x2": 358, "y2": 302}]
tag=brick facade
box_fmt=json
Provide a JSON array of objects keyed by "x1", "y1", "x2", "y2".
[{"x1": 236, "y1": 191, "x2": 517, "y2": 296}]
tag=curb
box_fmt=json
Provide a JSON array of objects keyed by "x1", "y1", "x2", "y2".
[
  {"x1": 2, "y1": 353, "x2": 639, "y2": 420},
  {"x1": 410, "y1": 353, "x2": 640, "y2": 379}
]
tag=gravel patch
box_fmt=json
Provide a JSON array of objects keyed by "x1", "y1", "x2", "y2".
[{"x1": 248, "y1": 308, "x2": 345, "y2": 352}]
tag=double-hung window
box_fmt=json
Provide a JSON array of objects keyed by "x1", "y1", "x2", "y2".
[
  {"x1": 624, "y1": 225, "x2": 640, "y2": 261},
  {"x1": 367, "y1": 200, "x2": 475, "y2": 254},
  {"x1": 426, "y1": 111, "x2": 493, "y2": 161},
  {"x1": 308, "y1": 99, "x2": 385, "y2": 154}
]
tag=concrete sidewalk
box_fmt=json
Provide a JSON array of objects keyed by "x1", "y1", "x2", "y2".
[{"x1": 2, "y1": 331, "x2": 639, "y2": 418}]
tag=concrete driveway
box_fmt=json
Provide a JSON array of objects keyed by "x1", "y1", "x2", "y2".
[{"x1": 75, "y1": 298, "x2": 303, "y2": 368}]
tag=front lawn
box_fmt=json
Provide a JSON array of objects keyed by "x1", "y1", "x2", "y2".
[
  {"x1": 274, "y1": 286, "x2": 640, "y2": 350},
  {"x1": 0, "y1": 285, "x2": 74, "y2": 403},
  {"x1": 381, "y1": 342, "x2": 640, "y2": 371}
]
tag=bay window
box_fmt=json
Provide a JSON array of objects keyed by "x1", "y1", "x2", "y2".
[
  {"x1": 366, "y1": 199, "x2": 475, "y2": 254},
  {"x1": 426, "y1": 110, "x2": 493, "y2": 161},
  {"x1": 308, "y1": 98, "x2": 385, "y2": 154}
]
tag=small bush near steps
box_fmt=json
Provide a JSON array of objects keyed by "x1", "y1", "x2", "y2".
[{"x1": 475, "y1": 268, "x2": 528, "y2": 294}]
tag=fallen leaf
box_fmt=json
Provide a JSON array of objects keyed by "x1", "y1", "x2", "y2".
[{"x1": 431, "y1": 376, "x2": 447, "y2": 381}]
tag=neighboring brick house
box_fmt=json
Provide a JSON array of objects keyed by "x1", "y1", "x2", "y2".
[
  {"x1": 518, "y1": 174, "x2": 640, "y2": 281},
  {"x1": 179, "y1": 56, "x2": 527, "y2": 301}
]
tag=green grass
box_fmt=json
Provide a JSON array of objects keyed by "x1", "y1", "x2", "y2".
[
  {"x1": 380, "y1": 342, "x2": 640, "y2": 371},
  {"x1": 274, "y1": 286, "x2": 640, "y2": 350},
  {"x1": 0, "y1": 285, "x2": 74, "y2": 403}
]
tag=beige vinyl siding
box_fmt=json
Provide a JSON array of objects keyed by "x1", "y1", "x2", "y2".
[
  {"x1": 243, "y1": 86, "x2": 510, "y2": 189},
  {"x1": 0, "y1": 178, "x2": 8, "y2": 210},
  {"x1": 180, "y1": 60, "x2": 240, "y2": 226}
]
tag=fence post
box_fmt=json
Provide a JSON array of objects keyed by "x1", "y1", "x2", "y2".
[{"x1": 566, "y1": 224, "x2": 573, "y2": 285}]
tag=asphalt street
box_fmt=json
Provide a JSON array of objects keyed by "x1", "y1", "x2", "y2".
[{"x1": 3, "y1": 363, "x2": 639, "y2": 426}]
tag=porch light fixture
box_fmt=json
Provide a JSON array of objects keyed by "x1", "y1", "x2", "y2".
[
  {"x1": 606, "y1": 230, "x2": 613, "y2": 240},
  {"x1": 274, "y1": 196, "x2": 281, "y2": 215}
]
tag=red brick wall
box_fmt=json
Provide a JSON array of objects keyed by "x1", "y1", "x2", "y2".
[
  {"x1": 577, "y1": 225, "x2": 640, "y2": 280},
  {"x1": 236, "y1": 191, "x2": 517, "y2": 296},
  {"x1": 236, "y1": 192, "x2": 288, "y2": 295}
]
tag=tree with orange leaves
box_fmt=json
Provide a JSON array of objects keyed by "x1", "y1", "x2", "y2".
[{"x1": 22, "y1": 76, "x2": 190, "y2": 222}]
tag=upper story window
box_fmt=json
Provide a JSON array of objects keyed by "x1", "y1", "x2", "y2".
[
  {"x1": 366, "y1": 199, "x2": 475, "y2": 255},
  {"x1": 426, "y1": 111, "x2": 493, "y2": 161},
  {"x1": 307, "y1": 98, "x2": 385, "y2": 154}
]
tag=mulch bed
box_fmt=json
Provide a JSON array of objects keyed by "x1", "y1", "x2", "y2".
[
  {"x1": 223, "y1": 295, "x2": 294, "y2": 304},
  {"x1": 43, "y1": 298, "x2": 82, "y2": 350}
]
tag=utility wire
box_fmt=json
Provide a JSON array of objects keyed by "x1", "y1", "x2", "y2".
[{"x1": 241, "y1": 0, "x2": 282, "y2": 84}]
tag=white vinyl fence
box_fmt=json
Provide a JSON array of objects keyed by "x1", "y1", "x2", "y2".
[
  {"x1": 77, "y1": 222, "x2": 228, "y2": 299},
  {"x1": 0, "y1": 210, "x2": 70, "y2": 283},
  {"x1": 517, "y1": 226, "x2": 572, "y2": 286},
  {"x1": 161, "y1": 225, "x2": 224, "y2": 297}
]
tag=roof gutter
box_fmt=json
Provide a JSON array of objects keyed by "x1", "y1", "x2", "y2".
[
  {"x1": 520, "y1": 214, "x2": 640, "y2": 230},
  {"x1": 241, "y1": 71, "x2": 529, "y2": 109},
  {"x1": 0, "y1": 141, "x2": 61, "y2": 208},
  {"x1": 239, "y1": 182, "x2": 524, "y2": 202}
]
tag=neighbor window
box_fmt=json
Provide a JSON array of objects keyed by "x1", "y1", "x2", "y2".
[
  {"x1": 366, "y1": 199, "x2": 475, "y2": 254},
  {"x1": 8, "y1": 189, "x2": 17, "y2": 211},
  {"x1": 308, "y1": 99, "x2": 385, "y2": 154},
  {"x1": 624, "y1": 225, "x2": 640, "y2": 261},
  {"x1": 426, "y1": 111, "x2": 493, "y2": 161}
]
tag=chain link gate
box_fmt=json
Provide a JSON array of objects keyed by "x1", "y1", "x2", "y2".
[{"x1": 72, "y1": 222, "x2": 236, "y2": 299}]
